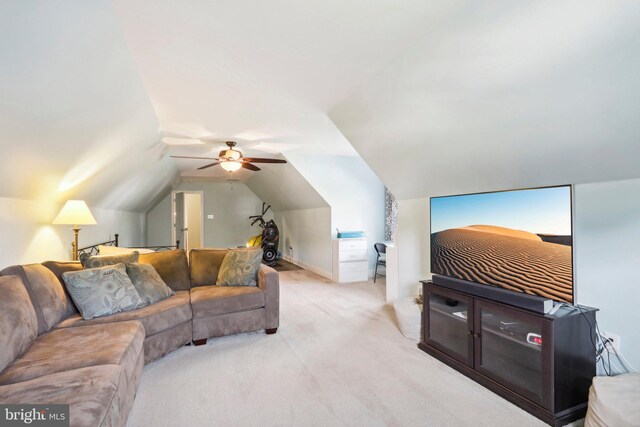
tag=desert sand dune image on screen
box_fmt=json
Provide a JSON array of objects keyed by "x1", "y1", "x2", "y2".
[{"x1": 431, "y1": 225, "x2": 573, "y2": 302}]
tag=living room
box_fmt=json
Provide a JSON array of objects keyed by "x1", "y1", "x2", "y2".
[{"x1": 1, "y1": 1, "x2": 639, "y2": 427}]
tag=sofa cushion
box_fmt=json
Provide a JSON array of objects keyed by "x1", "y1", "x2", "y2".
[
  {"x1": 0, "y1": 321, "x2": 144, "y2": 387},
  {"x1": 0, "y1": 276, "x2": 38, "y2": 372},
  {"x1": 42, "y1": 260, "x2": 82, "y2": 316},
  {"x1": 139, "y1": 249, "x2": 190, "y2": 291},
  {"x1": 62, "y1": 264, "x2": 146, "y2": 320},
  {"x1": 189, "y1": 248, "x2": 228, "y2": 286},
  {"x1": 0, "y1": 365, "x2": 130, "y2": 427},
  {"x1": 0, "y1": 264, "x2": 74, "y2": 334},
  {"x1": 55, "y1": 291, "x2": 192, "y2": 336},
  {"x1": 216, "y1": 248, "x2": 263, "y2": 287},
  {"x1": 190, "y1": 285, "x2": 265, "y2": 318},
  {"x1": 125, "y1": 263, "x2": 175, "y2": 305},
  {"x1": 42, "y1": 260, "x2": 83, "y2": 281},
  {"x1": 81, "y1": 251, "x2": 139, "y2": 269}
]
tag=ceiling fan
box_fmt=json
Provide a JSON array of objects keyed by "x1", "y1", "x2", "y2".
[{"x1": 171, "y1": 141, "x2": 287, "y2": 172}]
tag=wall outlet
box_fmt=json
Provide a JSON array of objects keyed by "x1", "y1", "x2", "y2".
[
  {"x1": 602, "y1": 332, "x2": 621, "y2": 352},
  {"x1": 207, "y1": 214, "x2": 214, "y2": 220}
]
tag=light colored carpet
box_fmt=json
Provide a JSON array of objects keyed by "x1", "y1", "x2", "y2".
[{"x1": 127, "y1": 270, "x2": 546, "y2": 427}]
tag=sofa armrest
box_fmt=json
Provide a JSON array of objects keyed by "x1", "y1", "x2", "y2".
[{"x1": 258, "y1": 264, "x2": 279, "y2": 330}]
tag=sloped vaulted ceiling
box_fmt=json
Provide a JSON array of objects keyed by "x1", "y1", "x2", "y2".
[
  {"x1": 245, "y1": 161, "x2": 328, "y2": 212},
  {"x1": 111, "y1": 0, "x2": 439, "y2": 160},
  {"x1": 330, "y1": 1, "x2": 640, "y2": 200},
  {"x1": 107, "y1": 0, "x2": 434, "y2": 216},
  {"x1": 0, "y1": 1, "x2": 178, "y2": 211}
]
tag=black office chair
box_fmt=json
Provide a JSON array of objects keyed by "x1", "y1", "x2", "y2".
[{"x1": 374, "y1": 243, "x2": 387, "y2": 283}]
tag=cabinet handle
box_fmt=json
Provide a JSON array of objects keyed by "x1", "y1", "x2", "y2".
[
  {"x1": 467, "y1": 330, "x2": 473, "y2": 335},
  {"x1": 473, "y1": 333, "x2": 481, "y2": 338}
]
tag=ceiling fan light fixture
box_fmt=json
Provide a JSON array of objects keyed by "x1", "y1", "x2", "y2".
[
  {"x1": 220, "y1": 160, "x2": 242, "y2": 172},
  {"x1": 225, "y1": 149, "x2": 241, "y2": 160}
]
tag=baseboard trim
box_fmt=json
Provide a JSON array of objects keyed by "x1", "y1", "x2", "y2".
[{"x1": 282, "y1": 256, "x2": 332, "y2": 280}]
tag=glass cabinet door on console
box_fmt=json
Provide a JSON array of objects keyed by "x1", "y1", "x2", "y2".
[
  {"x1": 424, "y1": 287, "x2": 474, "y2": 367},
  {"x1": 474, "y1": 300, "x2": 553, "y2": 409}
]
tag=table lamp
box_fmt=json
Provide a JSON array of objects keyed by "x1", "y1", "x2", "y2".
[{"x1": 53, "y1": 200, "x2": 97, "y2": 260}]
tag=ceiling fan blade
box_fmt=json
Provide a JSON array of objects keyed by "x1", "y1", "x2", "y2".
[
  {"x1": 241, "y1": 158, "x2": 287, "y2": 164},
  {"x1": 241, "y1": 162, "x2": 261, "y2": 171},
  {"x1": 197, "y1": 162, "x2": 221, "y2": 170},
  {"x1": 171, "y1": 155, "x2": 219, "y2": 160}
]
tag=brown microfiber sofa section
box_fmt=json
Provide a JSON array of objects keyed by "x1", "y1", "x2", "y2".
[
  {"x1": 0, "y1": 321, "x2": 144, "y2": 387},
  {"x1": 41, "y1": 260, "x2": 83, "y2": 315},
  {"x1": 139, "y1": 249, "x2": 191, "y2": 291},
  {"x1": 55, "y1": 290, "x2": 193, "y2": 364},
  {"x1": 189, "y1": 248, "x2": 280, "y2": 342},
  {"x1": 190, "y1": 286, "x2": 265, "y2": 317},
  {"x1": 189, "y1": 248, "x2": 227, "y2": 286},
  {"x1": 0, "y1": 248, "x2": 280, "y2": 426},
  {"x1": 0, "y1": 264, "x2": 76, "y2": 334},
  {"x1": 0, "y1": 365, "x2": 137, "y2": 427},
  {"x1": 0, "y1": 276, "x2": 38, "y2": 372},
  {"x1": 43, "y1": 253, "x2": 194, "y2": 364},
  {"x1": 0, "y1": 274, "x2": 145, "y2": 427}
]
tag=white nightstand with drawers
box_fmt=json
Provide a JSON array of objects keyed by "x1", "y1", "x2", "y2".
[{"x1": 332, "y1": 238, "x2": 368, "y2": 283}]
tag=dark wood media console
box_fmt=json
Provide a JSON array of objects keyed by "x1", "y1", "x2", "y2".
[{"x1": 418, "y1": 280, "x2": 597, "y2": 426}]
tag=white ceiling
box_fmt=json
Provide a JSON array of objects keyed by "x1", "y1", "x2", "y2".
[
  {"x1": 245, "y1": 161, "x2": 328, "y2": 212},
  {"x1": 111, "y1": 0, "x2": 445, "y2": 173},
  {"x1": 0, "y1": 1, "x2": 177, "y2": 211},
  {"x1": 4, "y1": 0, "x2": 637, "y2": 213},
  {"x1": 331, "y1": 1, "x2": 640, "y2": 199}
]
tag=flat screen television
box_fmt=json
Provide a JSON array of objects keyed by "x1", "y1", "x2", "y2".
[{"x1": 430, "y1": 185, "x2": 573, "y2": 303}]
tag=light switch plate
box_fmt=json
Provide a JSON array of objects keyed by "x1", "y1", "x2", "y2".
[{"x1": 207, "y1": 214, "x2": 214, "y2": 220}]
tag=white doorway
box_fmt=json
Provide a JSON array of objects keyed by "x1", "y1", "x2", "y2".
[{"x1": 172, "y1": 191, "x2": 204, "y2": 252}]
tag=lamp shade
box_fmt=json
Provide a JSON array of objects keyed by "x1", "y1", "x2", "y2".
[{"x1": 53, "y1": 200, "x2": 97, "y2": 225}]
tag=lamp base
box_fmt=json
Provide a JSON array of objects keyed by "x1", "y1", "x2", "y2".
[{"x1": 72, "y1": 226, "x2": 81, "y2": 261}]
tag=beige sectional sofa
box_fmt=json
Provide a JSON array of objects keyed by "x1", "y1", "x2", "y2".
[{"x1": 0, "y1": 248, "x2": 279, "y2": 427}]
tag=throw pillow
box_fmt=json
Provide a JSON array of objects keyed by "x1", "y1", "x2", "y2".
[
  {"x1": 125, "y1": 263, "x2": 175, "y2": 305},
  {"x1": 62, "y1": 263, "x2": 146, "y2": 320},
  {"x1": 81, "y1": 251, "x2": 140, "y2": 269},
  {"x1": 216, "y1": 248, "x2": 263, "y2": 287}
]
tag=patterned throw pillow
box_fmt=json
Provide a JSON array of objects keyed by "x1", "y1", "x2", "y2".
[
  {"x1": 216, "y1": 248, "x2": 263, "y2": 287},
  {"x1": 62, "y1": 263, "x2": 146, "y2": 320},
  {"x1": 81, "y1": 251, "x2": 140, "y2": 269},
  {"x1": 125, "y1": 263, "x2": 175, "y2": 305}
]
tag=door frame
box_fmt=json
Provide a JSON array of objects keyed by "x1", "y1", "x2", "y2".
[{"x1": 171, "y1": 191, "x2": 205, "y2": 251}]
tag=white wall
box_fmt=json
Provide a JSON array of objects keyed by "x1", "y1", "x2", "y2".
[
  {"x1": 146, "y1": 181, "x2": 267, "y2": 249},
  {"x1": 330, "y1": 1, "x2": 640, "y2": 201},
  {"x1": 0, "y1": 197, "x2": 145, "y2": 266},
  {"x1": 245, "y1": 156, "x2": 333, "y2": 276},
  {"x1": 574, "y1": 178, "x2": 640, "y2": 371},
  {"x1": 146, "y1": 193, "x2": 173, "y2": 246},
  {"x1": 276, "y1": 207, "x2": 332, "y2": 278},
  {"x1": 285, "y1": 153, "x2": 386, "y2": 276},
  {"x1": 394, "y1": 198, "x2": 430, "y2": 299},
  {"x1": 390, "y1": 178, "x2": 640, "y2": 371},
  {"x1": 0, "y1": 1, "x2": 178, "y2": 212}
]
